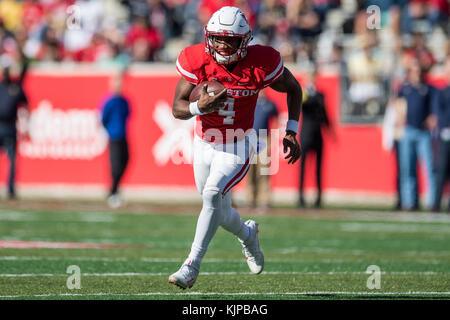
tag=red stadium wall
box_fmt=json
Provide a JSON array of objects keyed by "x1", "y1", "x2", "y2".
[{"x1": 0, "y1": 68, "x2": 417, "y2": 199}]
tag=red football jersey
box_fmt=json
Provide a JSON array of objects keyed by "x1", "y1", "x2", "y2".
[{"x1": 176, "y1": 43, "x2": 284, "y2": 143}]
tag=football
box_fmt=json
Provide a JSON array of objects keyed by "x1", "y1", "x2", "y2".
[{"x1": 189, "y1": 81, "x2": 226, "y2": 102}]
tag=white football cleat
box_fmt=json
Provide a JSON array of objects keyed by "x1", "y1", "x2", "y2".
[
  {"x1": 240, "y1": 220, "x2": 264, "y2": 274},
  {"x1": 168, "y1": 263, "x2": 199, "y2": 289}
]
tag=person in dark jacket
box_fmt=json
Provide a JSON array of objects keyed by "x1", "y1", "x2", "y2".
[
  {"x1": 432, "y1": 56, "x2": 450, "y2": 213},
  {"x1": 298, "y1": 71, "x2": 333, "y2": 208},
  {"x1": 0, "y1": 59, "x2": 29, "y2": 200},
  {"x1": 397, "y1": 58, "x2": 437, "y2": 211},
  {"x1": 101, "y1": 70, "x2": 130, "y2": 208}
]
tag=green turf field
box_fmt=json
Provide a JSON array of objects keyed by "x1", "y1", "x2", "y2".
[{"x1": 0, "y1": 204, "x2": 449, "y2": 300}]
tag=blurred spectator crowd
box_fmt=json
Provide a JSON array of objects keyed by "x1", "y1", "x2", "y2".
[
  {"x1": 0, "y1": 0, "x2": 448, "y2": 71},
  {"x1": 0, "y1": 0, "x2": 448, "y2": 128}
]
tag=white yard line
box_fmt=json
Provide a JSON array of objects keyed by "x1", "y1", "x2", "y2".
[
  {"x1": 2, "y1": 209, "x2": 450, "y2": 224},
  {"x1": 0, "y1": 211, "x2": 117, "y2": 222},
  {"x1": 339, "y1": 212, "x2": 450, "y2": 223},
  {"x1": 0, "y1": 271, "x2": 447, "y2": 277},
  {"x1": 1, "y1": 254, "x2": 449, "y2": 263},
  {"x1": 0, "y1": 291, "x2": 449, "y2": 299},
  {"x1": 0, "y1": 256, "x2": 129, "y2": 262},
  {"x1": 339, "y1": 222, "x2": 450, "y2": 233},
  {"x1": 0, "y1": 256, "x2": 223, "y2": 262}
]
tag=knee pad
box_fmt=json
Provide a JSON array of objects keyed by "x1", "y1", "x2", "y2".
[{"x1": 202, "y1": 186, "x2": 221, "y2": 208}]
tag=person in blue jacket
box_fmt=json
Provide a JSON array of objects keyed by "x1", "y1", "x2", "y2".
[{"x1": 101, "y1": 71, "x2": 130, "y2": 208}]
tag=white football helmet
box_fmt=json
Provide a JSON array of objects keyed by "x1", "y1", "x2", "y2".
[{"x1": 205, "y1": 6, "x2": 252, "y2": 65}]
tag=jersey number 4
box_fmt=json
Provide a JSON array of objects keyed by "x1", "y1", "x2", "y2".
[{"x1": 218, "y1": 98, "x2": 235, "y2": 125}]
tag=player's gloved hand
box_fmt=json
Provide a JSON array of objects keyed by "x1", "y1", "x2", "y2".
[
  {"x1": 283, "y1": 131, "x2": 302, "y2": 164},
  {"x1": 198, "y1": 85, "x2": 228, "y2": 114}
]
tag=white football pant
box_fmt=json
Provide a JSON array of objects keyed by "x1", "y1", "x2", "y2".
[{"x1": 185, "y1": 134, "x2": 256, "y2": 270}]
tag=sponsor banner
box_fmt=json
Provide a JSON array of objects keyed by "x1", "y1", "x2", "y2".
[{"x1": 1, "y1": 69, "x2": 435, "y2": 195}]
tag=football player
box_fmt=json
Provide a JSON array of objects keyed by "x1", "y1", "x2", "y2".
[{"x1": 169, "y1": 6, "x2": 302, "y2": 289}]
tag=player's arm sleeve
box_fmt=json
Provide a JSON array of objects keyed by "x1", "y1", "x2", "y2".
[
  {"x1": 175, "y1": 48, "x2": 199, "y2": 85},
  {"x1": 262, "y1": 49, "x2": 284, "y2": 88}
]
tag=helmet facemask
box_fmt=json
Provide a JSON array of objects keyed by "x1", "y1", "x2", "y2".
[
  {"x1": 204, "y1": 6, "x2": 252, "y2": 65},
  {"x1": 205, "y1": 30, "x2": 252, "y2": 65}
]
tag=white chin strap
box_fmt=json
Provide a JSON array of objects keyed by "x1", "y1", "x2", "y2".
[{"x1": 214, "y1": 51, "x2": 239, "y2": 65}]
